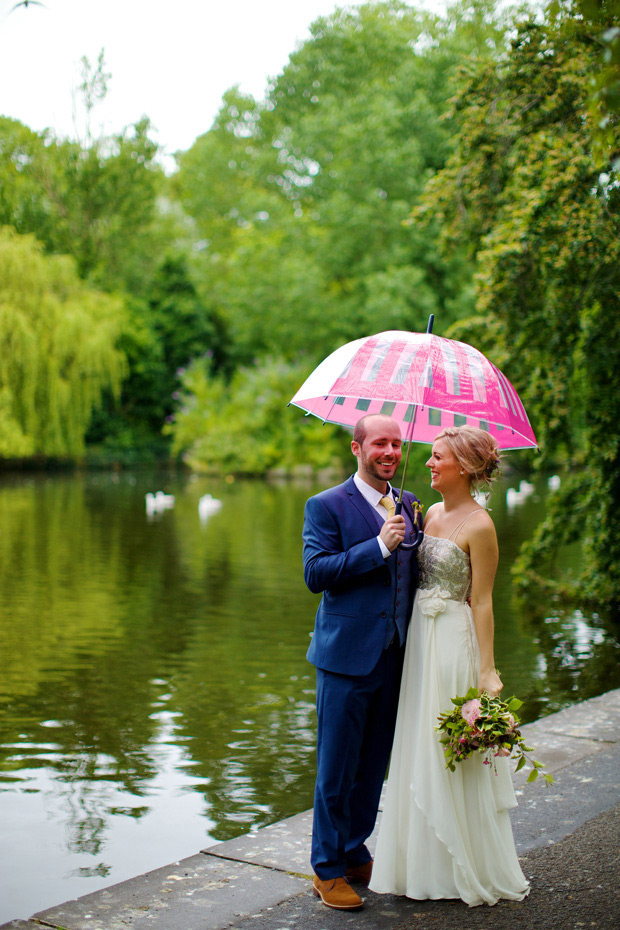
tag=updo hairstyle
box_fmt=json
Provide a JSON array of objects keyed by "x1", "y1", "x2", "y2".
[{"x1": 435, "y1": 426, "x2": 501, "y2": 492}]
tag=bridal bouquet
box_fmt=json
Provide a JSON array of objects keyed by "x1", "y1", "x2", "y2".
[{"x1": 436, "y1": 687, "x2": 553, "y2": 785}]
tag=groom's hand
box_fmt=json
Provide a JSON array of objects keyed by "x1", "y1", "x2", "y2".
[{"x1": 380, "y1": 515, "x2": 406, "y2": 551}]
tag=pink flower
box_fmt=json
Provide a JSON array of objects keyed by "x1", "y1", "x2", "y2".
[
  {"x1": 458, "y1": 737, "x2": 468, "y2": 744},
  {"x1": 508, "y1": 715, "x2": 516, "y2": 729},
  {"x1": 494, "y1": 746, "x2": 511, "y2": 758},
  {"x1": 461, "y1": 699, "x2": 481, "y2": 725}
]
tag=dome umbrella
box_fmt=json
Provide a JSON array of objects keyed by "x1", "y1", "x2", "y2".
[{"x1": 290, "y1": 316, "x2": 537, "y2": 534}]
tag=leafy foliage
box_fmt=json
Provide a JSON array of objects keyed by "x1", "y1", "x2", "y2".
[
  {"x1": 167, "y1": 356, "x2": 351, "y2": 475},
  {"x1": 0, "y1": 227, "x2": 126, "y2": 458},
  {"x1": 0, "y1": 114, "x2": 168, "y2": 295},
  {"x1": 556, "y1": 0, "x2": 620, "y2": 163},
  {"x1": 169, "y1": 0, "x2": 515, "y2": 475},
  {"x1": 0, "y1": 67, "x2": 200, "y2": 459},
  {"x1": 420, "y1": 7, "x2": 620, "y2": 600},
  {"x1": 86, "y1": 255, "x2": 233, "y2": 464},
  {"x1": 174, "y1": 2, "x2": 510, "y2": 370}
]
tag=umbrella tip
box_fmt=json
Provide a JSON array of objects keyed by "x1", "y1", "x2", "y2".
[{"x1": 426, "y1": 314, "x2": 435, "y2": 334}]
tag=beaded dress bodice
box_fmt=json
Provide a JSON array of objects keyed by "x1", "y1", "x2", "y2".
[{"x1": 417, "y1": 535, "x2": 472, "y2": 603}]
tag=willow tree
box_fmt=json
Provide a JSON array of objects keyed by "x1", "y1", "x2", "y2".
[{"x1": 0, "y1": 227, "x2": 126, "y2": 459}]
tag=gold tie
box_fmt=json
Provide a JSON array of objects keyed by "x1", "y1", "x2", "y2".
[{"x1": 380, "y1": 495, "x2": 395, "y2": 518}]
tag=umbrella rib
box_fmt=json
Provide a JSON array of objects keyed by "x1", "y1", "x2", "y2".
[{"x1": 321, "y1": 394, "x2": 340, "y2": 426}]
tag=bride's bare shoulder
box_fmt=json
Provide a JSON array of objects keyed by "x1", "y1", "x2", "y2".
[
  {"x1": 467, "y1": 507, "x2": 497, "y2": 542},
  {"x1": 423, "y1": 502, "x2": 443, "y2": 528}
]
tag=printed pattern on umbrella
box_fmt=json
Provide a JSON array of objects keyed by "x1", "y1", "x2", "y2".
[{"x1": 290, "y1": 331, "x2": 537, "y2": 451}]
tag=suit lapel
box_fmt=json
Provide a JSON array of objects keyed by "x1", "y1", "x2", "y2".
[
  {"x1": 345, "y1": 476, "x2": 383, "y2": 536},
  {"x1": 344, "y1": 477, "x2": 420, "y2": 532}
]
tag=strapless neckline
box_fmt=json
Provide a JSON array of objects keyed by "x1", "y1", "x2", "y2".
[
  {"x1": 423, "y1": 534, "x2": 469, "y2": 558},
  {"x1": 417, "y1": 534, "x2": 472, "y2": 602}
]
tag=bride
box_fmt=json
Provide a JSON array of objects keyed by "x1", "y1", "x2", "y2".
[{"x1": 369, "y1": 426, "x2": 529, "y2": 907}]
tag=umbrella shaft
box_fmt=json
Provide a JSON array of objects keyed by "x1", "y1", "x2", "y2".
[
  {"x1": 397, "y1": 404, "x2": 419, "y2": 505},
  {"x1": 397, "y1": 314, "x2": 433, "y2": 502}
]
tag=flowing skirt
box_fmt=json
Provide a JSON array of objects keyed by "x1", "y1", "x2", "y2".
[{"x1": 369, "y1": 587, "x2": 530, "y2": 906}]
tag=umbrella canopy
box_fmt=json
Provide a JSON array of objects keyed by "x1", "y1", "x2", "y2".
[{"x1": 290, "y1": 329, "x2": 537, "y2": 451}]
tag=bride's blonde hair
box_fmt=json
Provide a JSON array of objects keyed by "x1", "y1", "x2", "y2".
[{"x1": 435, "y1": 426, "x2": 501, "y2": 492}]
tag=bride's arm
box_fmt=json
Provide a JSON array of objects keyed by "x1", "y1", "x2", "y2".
[{"x1": 467, "y1": 514, "x2": 503, "y2": 696}]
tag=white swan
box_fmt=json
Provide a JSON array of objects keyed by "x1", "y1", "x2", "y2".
[
  {"x1": 505, "y1": 480, "x2": 536, "y2": 511},
  {"x1": 145, "y1": 491, "x2": 175, "y2": 517},
  {"x1": 198, "y1": 493, "x2": 222, "y2": 521},
  {"x1": 154, "y1": 491, "x2": 175, "y2": 508},
  {"x1": 505, "y1": 487, "x2": 521, "y2": 511}
]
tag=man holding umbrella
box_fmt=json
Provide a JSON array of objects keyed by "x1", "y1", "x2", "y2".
[
  {"x1": 294, "y1": 322, "x2": 537, "y2": 909},
  {"x1": 303, "y1": 413, "x2": 421, "y2": 910}
]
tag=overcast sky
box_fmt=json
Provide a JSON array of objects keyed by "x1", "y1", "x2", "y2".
[{"x1": 0, "y1": 0, "x2": 444, "y2": 162}]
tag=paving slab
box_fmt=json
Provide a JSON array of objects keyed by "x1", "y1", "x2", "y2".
[
  {"x1": 522, "y1": 688, "x2": 620, "y2": 742},
  {"x1": 227, "y1": 887, "x2": 422, "y2": 930},
  {"x1": 508, "y1": 689, "x2": 620, "y2": 789},
  {"x1": 511, "y1": 742, "x2": 620, "y2": 852},
  {"x1": 203, "y1": 811, "x2": 314, "y2": 875},
  {"x1": 229, "y1": 803, "x2": 620, "y2": 930},
  {"x1": 0, "y1": 923, "x2": 41, "y2": 930},
  {"x1": 31, "y1": 853, "x2": 307, "y2": 930},
  {"x1": 205, "y1": 809, "x2": 382, "y2": 875},
  {"x1": 510, "y1": 731, "x2": 604, "y2": 789}
]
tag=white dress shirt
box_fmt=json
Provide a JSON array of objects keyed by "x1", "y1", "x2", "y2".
[{"x1": 353, "y1": 473, "x2": 394, "y2": 559}]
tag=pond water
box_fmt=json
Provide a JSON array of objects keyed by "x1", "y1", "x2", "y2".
[{"x1": 0, "y1": 467, "x2": 619, "y2": 922}]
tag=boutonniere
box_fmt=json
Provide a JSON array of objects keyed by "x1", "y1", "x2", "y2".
[{"x1": 411, "y1": 499, "x2": 424, "y2": 527}]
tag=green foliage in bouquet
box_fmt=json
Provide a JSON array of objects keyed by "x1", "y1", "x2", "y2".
[{"x1": 436, "y1": 688, "x2": 554, "y2": 786}]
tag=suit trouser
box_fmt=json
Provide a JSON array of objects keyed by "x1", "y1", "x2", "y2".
[{"x1": 311, "y1": 640, "x2": 405, "y2": 879}]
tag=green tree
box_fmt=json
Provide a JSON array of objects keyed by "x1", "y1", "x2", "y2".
[
  {"x1": 0, "y1": 108, "x2": 168, "y2": 297},
  {"x1": 0, "y1": 52, "x2": 190, "y2": 460},
  {"x1": 169, "y1": 1, "x2": 518, "y2": 473},
  {"x1": 562, "y1": 0, "x2": 620, "y2": 162},
  {"x1": 0, "y1": 227, "x2": 126, "y2": 459},
  {"x1": 167, "y1": 356, "x2": 350, "y2": 475},
  {"x1": 174, "y1": 88, "x2": 288, "y2": 254},
  {"x1": 86, "y1": 255, "x2": 232, "y2": 463},
  {"x1": 175, "y1": 1, "x2": 510, "y2": 369},
  {"x1": 420, "y1": 8, "x2": 620, "y2": 601}
]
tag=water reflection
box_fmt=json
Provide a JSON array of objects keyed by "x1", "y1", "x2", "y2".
[{"x1": 0, "y1": 469, "x2": 618, "y2": 922}]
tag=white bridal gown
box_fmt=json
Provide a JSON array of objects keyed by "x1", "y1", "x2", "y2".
[{"x1": 370, "y1": 533, "x2": 530, "y2": 907}]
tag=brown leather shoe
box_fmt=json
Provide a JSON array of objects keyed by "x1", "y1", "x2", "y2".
[
  {"x1": 313, "y1": 875, "x2": 363, "y2": 910},
  {"x1": 346, "y1": 859, "x2": 373, "y2": 885}
]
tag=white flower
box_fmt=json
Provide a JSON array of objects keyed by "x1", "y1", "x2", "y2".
[{"x1": 417, "y1": 586, "x2": 451, "y2": 620}]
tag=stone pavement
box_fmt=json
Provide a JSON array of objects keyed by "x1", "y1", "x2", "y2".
[{"x1": 2, "y1": 689, "x2": 619, "y2": 930}]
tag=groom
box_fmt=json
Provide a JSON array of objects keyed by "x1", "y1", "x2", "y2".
[{"x1": 302, "y1": 414, "x2": 420, "y2": 910}]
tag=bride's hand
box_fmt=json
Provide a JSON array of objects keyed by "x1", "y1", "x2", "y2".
[{"x1": 479, "y1": 668, "x2": 503, "y2": 697}]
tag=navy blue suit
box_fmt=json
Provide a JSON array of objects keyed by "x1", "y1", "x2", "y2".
[{"x1": 303, "y1": 475, "x2": 419, "y2": 878}]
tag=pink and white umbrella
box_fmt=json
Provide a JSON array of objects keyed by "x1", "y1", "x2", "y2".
[{"x1": 290, "y1": 329, "x2": 537, "y2": 451}]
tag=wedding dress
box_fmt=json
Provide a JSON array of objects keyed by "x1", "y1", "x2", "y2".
[{"x1": 369, "y1": 530, "x2": 530, "y2": 907}]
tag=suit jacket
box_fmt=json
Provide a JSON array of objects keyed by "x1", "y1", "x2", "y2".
[{"x1": 303, "y1": 475, "x2": 420, "y2": 676}]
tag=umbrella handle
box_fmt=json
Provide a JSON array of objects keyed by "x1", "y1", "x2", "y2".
[{"x1": 395, "y1": 501, "x2": 425, "y2": 551}]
